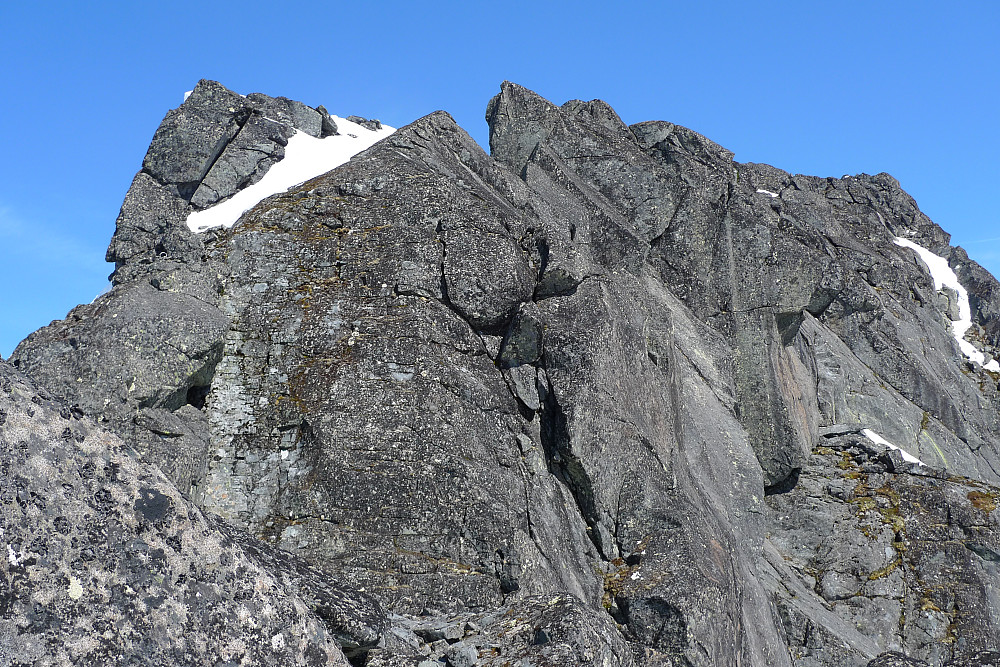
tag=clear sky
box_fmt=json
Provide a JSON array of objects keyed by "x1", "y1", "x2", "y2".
[{"x1": 1, "y1": 1, "x2": 998, "y2": 358}]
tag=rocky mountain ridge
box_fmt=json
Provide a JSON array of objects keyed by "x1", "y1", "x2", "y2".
[{"x1": 3, "y1": 79, "x2": 1000, "y2": 666}]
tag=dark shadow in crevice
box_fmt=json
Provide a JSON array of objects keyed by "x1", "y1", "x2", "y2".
[
  {"x1": 764, "y1": 468, "x2": 800, "y2": 496},
  {"x1": 186, "y1": 384, "x2": 211, "y2": 410}
]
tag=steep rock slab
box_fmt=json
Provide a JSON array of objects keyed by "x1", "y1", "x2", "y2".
[
  {"x1": 792, "y1": 313, "x2": 1000, "y2": 482},
  {"x1": 486, "y1": 81, "x2": 1000, "y2": 490},
  {"x1": 196, "y1": 110, "x2": 604, "y2": 615},
  {"x1": 0, "y1": 360, "x2": 354, "y2": 665},
  {"x1": 486, "y1": 81, "x2": 816, "y2": 490},
  {"x1": 734, "y1": 168, "x2": 1000, "y2": 477}
]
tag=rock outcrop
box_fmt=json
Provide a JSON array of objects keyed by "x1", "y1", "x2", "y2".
[
  {"x1": 6, "y1": 80, "x2": 1000, "y2": 665},
  {"x1": 0, "y1": 360, "x2": 362, "y2": 665}
]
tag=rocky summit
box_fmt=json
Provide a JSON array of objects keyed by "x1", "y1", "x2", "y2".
[{"x1": 3, "y1": 79, "x2": 1000, "y2": 666}]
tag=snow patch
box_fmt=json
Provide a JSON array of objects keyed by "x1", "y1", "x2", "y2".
[
  {"x1": 756, "y1": 189, "x2": 779, "y2": 198},
  {"x1": 183, "y1": 90, "x2": 193, "y2": 102},
  {"x1": 186, "y1": 116, "x2": 394, "y2": 233},
  {"x1": 862, "y1": 428, "x2": 926, "y2": 466},
  {"x1": 91, "y1": 283, "x2": 112, "y2": 303},
  {"x1": 894, "y1": 237, "x2": 990, "y2": 368}
]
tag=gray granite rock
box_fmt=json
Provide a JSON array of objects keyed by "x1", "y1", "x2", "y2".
[
  {"x1": 868, "y1": 654, "x2": 929, "y2": 667},
  {"x1": 0, "y1": 360, "x2": 351, "y2": 665},
  {"x1": 347, "y1": 115, "x2": 383, "y2": 132},
  {"x1": 11, "y1": 280, "x2": 228, "y2": 500},
  {"x1": 190, "y1": 115, "x2": 292, "y2": 209},
  {"x1": 768, "y1": 437, "x2": 1000, "y2": 665},
  {"x1": 947, "y1": 652, "x2": 1000, "y2": 667},
  {"x1": 10, "y1": 81, "x2": 1000, "y2": 666},
  {"x1": 142, "y1": 79, "x2": 251, "y2": 197}
]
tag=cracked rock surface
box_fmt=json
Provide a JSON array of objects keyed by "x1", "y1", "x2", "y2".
[{"x1": 7, "y1": 80, "x2": 1000, "y2": 665}]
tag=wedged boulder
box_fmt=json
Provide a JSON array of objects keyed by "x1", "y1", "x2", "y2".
[{"x1": 141, "y1": 79, "x2": 252, "y2": 195}]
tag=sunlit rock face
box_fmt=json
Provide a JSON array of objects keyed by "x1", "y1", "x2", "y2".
[
  {"x1": 7, "y1": 80, "x2": 1000, "y2": 666},
  {"x1": 0, "y1": 360, "x2": 356, "y2": 666}
]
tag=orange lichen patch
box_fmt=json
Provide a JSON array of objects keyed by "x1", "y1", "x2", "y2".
[
  {"x1": 920, "y1": 597, "x2": 942, "y2": 613},
  {"x1": 968, "y1": 490, "x2": 997, "y2": 513},
  {"x1": 851, "y1": 480, "x2": 905, "y2": 538},
  {"x1": 837, "y1": 451, "x2": 857, "y2": 470}
]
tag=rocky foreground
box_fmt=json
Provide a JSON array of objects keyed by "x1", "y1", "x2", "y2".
[{"x1": 3, "y1": 80, "x2": 1000, "y2": 666}]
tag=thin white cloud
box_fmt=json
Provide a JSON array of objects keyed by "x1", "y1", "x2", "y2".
[
  {"x1": 0, "y1": 205, "x2": 21, "y2": 234},
  {"x1": 0, "y1": 205, "x2": 108, "y2": 275}
]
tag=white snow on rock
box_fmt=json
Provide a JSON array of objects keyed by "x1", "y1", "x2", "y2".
[
  {"x1": 183, "y1": 90, "x2": 193, "y2": 102},
  {"x1": 91, "y1": 283, "x2": 112, "y2": 303},
  {"x1": 756, "y1": 189, "x2": 779, "y2": 198},
  {"x1": 186, "y1": 116, "x2": 394, "y2": 233},
  {"x1": 894, "y1": 237, "x2": 999, "y2": 371},
  {"x1": 862, "y1": 428, "x2": 926, "y2": 466}
]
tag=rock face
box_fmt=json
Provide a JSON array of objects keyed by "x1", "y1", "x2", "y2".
[
  {"x1": 7, "y1": 80, "x2": 1000, "y2": 665},
  {"x1": 108, "y1": 79, "x2": 337, "y2": 279},
  {"x1": 0, "y1": 360, "x2": 358, "y2": 665}
]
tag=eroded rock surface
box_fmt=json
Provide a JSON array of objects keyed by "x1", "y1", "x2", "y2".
[
  {"x1": 0, "y1": 360, "x2": 353, "y2": 665},
  {"x1": 8, "y1": 80, "x2": 1000, "y2": 665}
]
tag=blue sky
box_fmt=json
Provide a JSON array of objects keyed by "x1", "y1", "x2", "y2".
[{"x1": 1, "y1": 1, "x2": 998, "y2": 358}]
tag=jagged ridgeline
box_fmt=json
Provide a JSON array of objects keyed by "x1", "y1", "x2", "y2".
[{"x1": 3, "y1": 80, "x2": 1000, "y2": 666}]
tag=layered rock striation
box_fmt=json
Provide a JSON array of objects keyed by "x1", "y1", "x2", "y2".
[{"x1": 6, "y1": 80, "x2": 1000, "y2": 665}]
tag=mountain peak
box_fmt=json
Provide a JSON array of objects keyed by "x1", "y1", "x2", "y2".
[{"x1": 6, "y1": 81, "x2": 1000, "y2": 667}]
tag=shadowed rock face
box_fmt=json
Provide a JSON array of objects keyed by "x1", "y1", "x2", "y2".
[{"x1": 7, "y1": 80, "x2": 1000, "y2": 666}]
